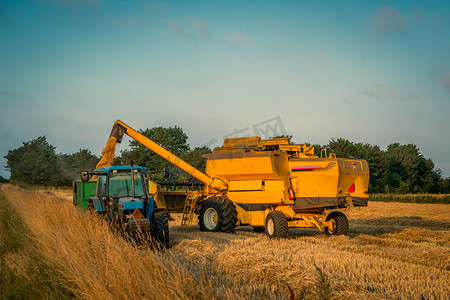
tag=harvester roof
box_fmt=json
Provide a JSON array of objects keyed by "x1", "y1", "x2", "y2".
[{"x1": 211, "y1": 136, "x2": 316, "y2": 157}]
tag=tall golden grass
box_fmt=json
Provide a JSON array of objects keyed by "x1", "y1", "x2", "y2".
[
  {"x1": 2, "y1": 184, "x2": 450, "y2": 299},
  {"x1": 0, "y1": 189, "x2": 73, "y2": 298},
  {"x1": 0, "y1": 184, "x2": 224, "y2": 299}
]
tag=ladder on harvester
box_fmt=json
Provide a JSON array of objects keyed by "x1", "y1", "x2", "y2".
[{"x1": 181, "y1": 192, "x2": 200, "y2": 226}]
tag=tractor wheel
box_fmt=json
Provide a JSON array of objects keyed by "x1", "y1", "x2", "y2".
[
  {"x1": 199, "y1": 196, "x2": 237, "y2": 233},
  {"x1": 151, "y1": 212, "x2": 169, "y2": 248},
  {"x1": 265, "y1": 211, "x2": 288, "y2": 238},
  {"x1": 324, "y1": 211, "x2": 348, "y2": 236}
]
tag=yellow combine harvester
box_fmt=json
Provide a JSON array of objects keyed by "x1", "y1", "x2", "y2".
[{"x1": 96, "y1": 120, "x2": 369, "y2": 238}]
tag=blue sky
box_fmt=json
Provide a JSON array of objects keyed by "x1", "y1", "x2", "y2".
[{"x1": 1, "y1": 0, "x2": 449, "y2": 179}]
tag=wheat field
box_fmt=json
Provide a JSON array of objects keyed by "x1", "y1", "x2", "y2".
[{"x1": 1, "y1": 184, "x2": 449, "y2": 299}]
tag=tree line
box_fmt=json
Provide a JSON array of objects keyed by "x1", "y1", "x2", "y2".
[
  {"x1": 4, "y1": 136, "x2": 100, "y2": 186},
  {"x1": 314, "y1": 138, "x2": 448, "y2": 193},
  {"x1": 4, "y1": 127, "x2": 450, "y2": 193}
]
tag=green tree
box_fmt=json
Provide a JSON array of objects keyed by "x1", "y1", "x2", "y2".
[
  {"x1": 180, "y1": 146, "x2": 212, "y2": 173},
  {"x1": 326, "y1": 138, "x2": 358, "y2": 158},
  {"x1": 313, "y1": 144, "x2": 325, "y2": 157},
  {"x1": 0, "y1": 175, "x2": 8, "y2": 183},
  {"x1": 385, "y1": 143, "x2": 440, "y2": 193},
  {"x1": 438, "y1": 176, "x2": 450, "y2": 193},
  {"x1": 58, "y1": 149, "x2": 100, "y2": 181},
  {"x1": 314, "y1": 139, "x2": 446, "y2": 193},
  {"x1": 354, "y1": 143, "x2": 389, "y2": 193},
  {"x1": 4, "y1": 136, "x2": 62, "y2": 186}
]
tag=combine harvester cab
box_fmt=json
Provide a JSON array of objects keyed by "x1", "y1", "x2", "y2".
[
  {"x1": 73, "y1": 165, "x2": 169, "y2": 247},
  {"x1": 82, "y1": 120, "x2": 369, "y2": 239}
]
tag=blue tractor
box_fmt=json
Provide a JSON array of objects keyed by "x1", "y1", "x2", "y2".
[{"x1": 73, "y1": 164, "x2": 169, "y2": 247}]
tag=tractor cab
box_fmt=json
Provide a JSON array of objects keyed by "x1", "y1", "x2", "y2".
[
  {"x1": 105, "y1": 166, "x2": 147, "y2": 199},
  {"x1": 92, "y1": 165, "x2": 154, "y2": 219},
  {"x1": 77, "y1": 164, "x2": 169, "y2": 247}
]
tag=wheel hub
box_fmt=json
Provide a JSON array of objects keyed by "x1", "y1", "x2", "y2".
[
  {"x1": 325, "y1": 219, "x2": 337, "y2": 235},
  {"x1": 329, "y1": 219, "x2": 336, "y2": 233},
  {"x1": 267, "y1": 218, "x2": 274, "y2": 235},
  {"x1": 204, "y1": 207, "x2": 218, "y2": 230}
]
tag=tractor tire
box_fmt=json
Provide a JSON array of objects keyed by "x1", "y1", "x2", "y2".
[
  {"x1": 151, "y1": 211, "x2": 169, "y2": 248},
  {"x1": 324, "y1": 211, "x2": 348, "y2": 236},
  {"x1": 265, "y1": 211, "x2": 288, "y2": 238},
  {"x1": 198, "y1": 196, "x2": 237, "y2": 233}
]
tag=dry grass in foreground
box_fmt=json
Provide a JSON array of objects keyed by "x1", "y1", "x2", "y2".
[
  {"x1": 0, "y1": 184, "x2": 226, "y2": 299},
  {"x1": 2, "y1": 183, "x2": 450, "y2": 299}
]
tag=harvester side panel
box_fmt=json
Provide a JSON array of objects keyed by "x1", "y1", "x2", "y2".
[
  {"x1": 206, "y1": 151, "x2": 280, "y2": 180},
  {"x1": 290, "y1": 158, "x2": 339, "y2": 198},
  {"x1": 206, "y1": 150, "x2": 291, "y2": 185},
  {"x1": 290, "y1": 158, "x2": 369, "y2": 210},
  {"x1": 233, "y1": 205, "x2": 266, "y2": 226},
  {"x1": 228, "y1": 189, "x2": 285, "y2": 208},
  {"x1": 227, "y1": 179, "x2": 286, "y2": 226},
  {"x1": 336, "y1": 159, "x2": 370, "y2": 206}
]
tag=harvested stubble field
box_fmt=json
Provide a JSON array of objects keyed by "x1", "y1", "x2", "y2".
[{"x1": 1, "y1": 184, "x2": 449, "y2": 299}]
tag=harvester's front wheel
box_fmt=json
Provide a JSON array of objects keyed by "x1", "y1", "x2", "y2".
[
  {"x1": 151, "y1": 211, "x2": 169, "y2": 248},
  {"x1": 324, "y1": 211, "x2": 348, "y2": 236},
  {"x1": 199, "y1": 197, "x2": 237, "y2": 233},
  {"x1": 265, "y1": 211, "x2": 288, "y2": 238}
]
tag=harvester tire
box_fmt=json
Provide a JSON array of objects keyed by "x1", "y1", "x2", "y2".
[
  {"x1": 199, "y1": 196, "x2": 237, "y2": 233},
  {"x1": 152, "y1": 211, "x2": 169, "y2": 248},
  {"x1": 324, "y1": 211, "x2": 348, "y2": 236},
  {"x1": 265, "y1": 211, "x2": 288, "y2": 238}
]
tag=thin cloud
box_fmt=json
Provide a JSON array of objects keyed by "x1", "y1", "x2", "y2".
[
  {"x1": 103, "y1": 14, "x2": 135, "y2": 27},
  {"x1": 358, "y1": 83, "x2": 422, "y2": 108},
  {"x1": 314, "y1": 49, "x2": 330, "y2": 66},
  {"x1": 374, "y1": 5, "x2": 408, "y2": 32},
  {"x1": 114, "y1": 18, "x2": 134, "y2": 27},
  {"x1": 164, "y1": 15, "x2": 210, "y2": 40},
  {"x1": 360, "y1": 83, "x2": 397, "y2": 100},
  {"x1": 164, "y1": 18, "x2": 186, "y2": 38},
  {"x1": 227, "y1": 31, "x2": 253, "y2": 45},
  {"x1": 187, "y1": 16, "x2": 210, "y2": 39},
  {"x1": 410, "y1": 8, "x2": 447, "y2": 30}
]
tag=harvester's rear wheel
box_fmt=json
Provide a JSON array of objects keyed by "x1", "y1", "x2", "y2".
[
  {"x1": 324, "y1": 211, "x2": 348, "y2": 236},
  {"x1": 265, "y1": 211, "x2": 288, "y2": 238},
  {"x1": 151, "y1": 211, "x2": 169, "y2": 248},
  {"x1": 199, "y1": 196, "x2": 237, "y2": 233}
]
